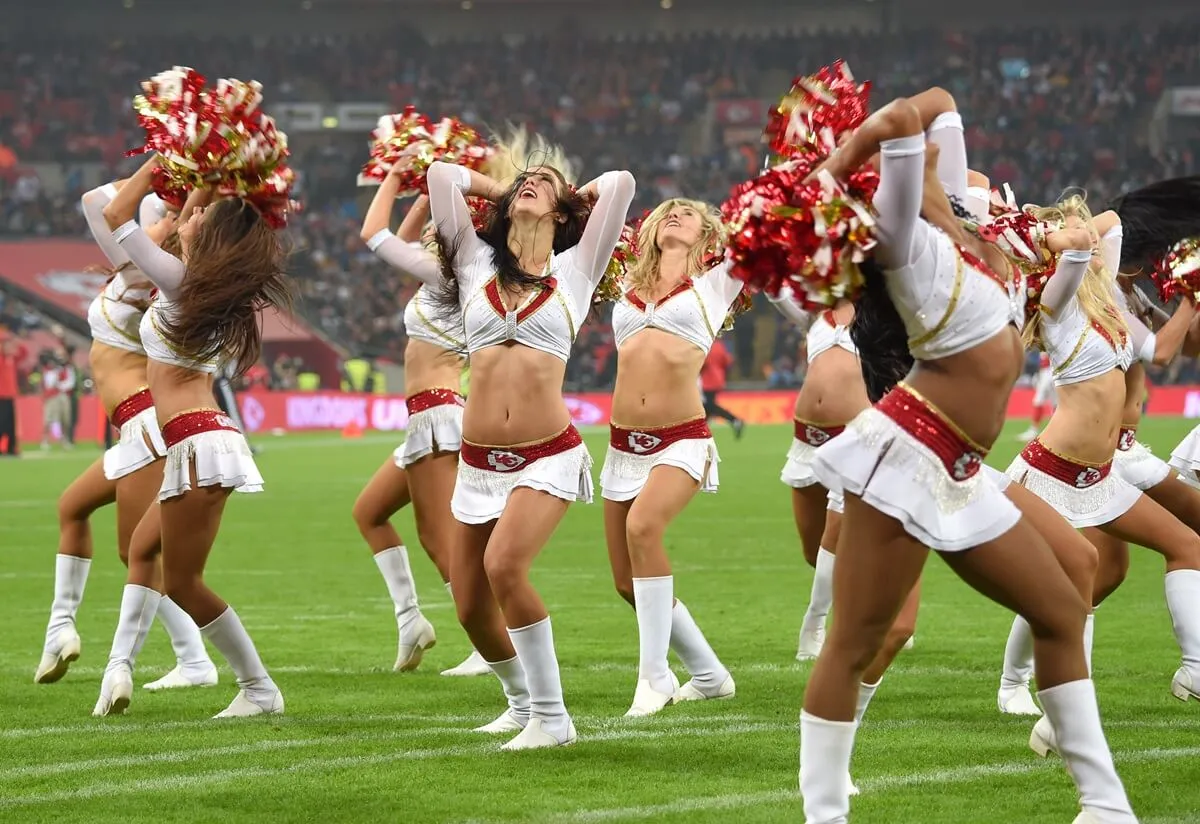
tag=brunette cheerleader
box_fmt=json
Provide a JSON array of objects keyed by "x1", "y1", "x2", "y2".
[
  {"x1": 93, "y1": 156, "x2": 286, "y2": 718},
  {"x1": 601, "y1": 198, "x2": 739, "y2": 717},
  {"x1": 427, "y1": 150, "x2": 635, "y2": 749},
  {"x1": 36, "y1": 184, "x2": 216, "y2": 691},
  {"x1": 799, "y1": 96, "x2": 1134, "y2": 824},
  {"x1": 353, "y1": 157, "x2": 487, "y2": 677}
]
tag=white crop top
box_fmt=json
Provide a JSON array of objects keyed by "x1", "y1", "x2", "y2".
[
  {"x1": 873, "y1": 134, "x2": 1023, "y2": 360},
  {"x1": 113, "y1": 221, "x2": 221, "y2": 374},
  {"x1": 1038, "y1": 249, "x2": 1130, "y2": 386},
  {"x1": 806, "y1": 310, "x2": 858, "y2": 363},
  {"x1": 611, "y1": 261, "x2": 743, "y2": 353},
  {"x1": 427, "y1": 161, "x2": 636, "y2": 363},
  {"x1": 366, "y1": 230, "x2": 467, "y2": 356},
  {"x1": 87, "y1": 272, "x2": 153, "y2": 354}
]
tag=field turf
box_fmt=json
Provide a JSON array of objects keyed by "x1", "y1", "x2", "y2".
[{"x1": 1, "y1": 420, "x2": 1199, "y2": 823}]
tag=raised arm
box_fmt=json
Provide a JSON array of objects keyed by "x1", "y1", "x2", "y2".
[
  {"x1": 1121, "y1": 290, "x2": 1195, "y2": 367},
  {"x1": 1039, "y1": 228, "x2": 1094, "y2": 316},
  {"x1": 104, "y1": 159, "x2": 187, "y2": 297},
  {"x1": 82, "y1": 182, "x2": 130, "y2": 267},
  {"x1": 572, "y1": 171, "x2": 637, "y2": 285},
  {"x1": 767, "y1": 285, "x2": 812, "y2": 331},
  {"x1": 363, "y1": 195, "x2": 442, "y2": 287},
  {"x1": 911, "y1": 87, "x2": 967, "y2": 204},
  {"x1": 426, "y1": 161, "x2": 500, "y2": 262}
]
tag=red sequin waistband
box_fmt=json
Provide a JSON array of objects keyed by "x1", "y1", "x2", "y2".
[
  {"x1": 461, "y1": 425, "x2": 583, "y2": 473},
  {"x1": 876, "y1": 384, "x2": 988, "y2": 481},
  {"x1": 162, "y1": 409, "x2": 242, "y2": 449},
  {"x1": 1021, "y1": 439, "x2": 1111, "y2": 489},
  {"x1": 110, "y1": 388, "x2": 153, "y2": 429},
  {"x1": 1117, "y1": 427, "x2": 1137, "y2": 452},
  {"x1": 406, "y1": 387, "x2": 465, "y2": 416},
  {"x1": 794, "y1": 418, "x2": 846, "y2": 447},
  {"x1": 610, "y1": 417, "x2": 711, "y2": 456}
]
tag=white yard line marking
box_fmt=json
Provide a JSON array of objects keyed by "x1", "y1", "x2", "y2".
[{"x1": 0, "y1": 723, "x2": 774, "y2": 806}]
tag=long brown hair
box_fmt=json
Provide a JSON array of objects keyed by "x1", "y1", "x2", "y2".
[{"x1": 157, "y1": 199, "x2": 292, "y2": 376}]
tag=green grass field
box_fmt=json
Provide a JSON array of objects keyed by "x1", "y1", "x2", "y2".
[{"x1": 2, "y1": 420, "x2": 1199, "y2": 823}]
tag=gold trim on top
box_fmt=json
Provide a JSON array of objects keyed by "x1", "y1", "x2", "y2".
[
  {"x1": 908, "y1": 252, "x2": 963, "y2": 349},
  {"x1": 411, "y1": 301, "x2": 466, "y2": 350},
  {"x1": 896, "y1": 381, "x2": 987, "y2": 453},
  {"x1": 98, "y1": 296, "x2": 143, "y2": 345}
]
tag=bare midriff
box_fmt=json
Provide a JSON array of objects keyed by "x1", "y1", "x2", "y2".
[
  {"x1": 403, "y1": 338, "x2": 465, "y2": 396},
  {"x1": 1039, "y1": 368, "x2": 1126, "y2": 464},
  {"x1": 91, "y1": 342, "x2": 151, "y2": 417},
  {"x1": 611, "y1": 328, "x2": 705, "y2": 427},
  {"x1": 462, "y1": 344, "x2": 571, "y2": 445},
  {"x1": 147, "y1": 360, "x2": 217, "y2": 424}
]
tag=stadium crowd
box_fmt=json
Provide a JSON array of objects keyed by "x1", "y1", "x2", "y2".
[{"x1": 2, "y1": 21, "x2": 1199, "y2": 385}]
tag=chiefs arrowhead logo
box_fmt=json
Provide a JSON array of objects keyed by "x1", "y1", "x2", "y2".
[
  {"x1": 487, "y1": 450, "x2": 526, "y2": 472},
  {"x1": 627, "y1": 432, "x2": 662, "y2": 454},
  {"x1": 1075, "y1": 467, "x2": 1102, "y2": 488},
  {"x1": 804, "y1": 426, "x2": 831, "y2": 446},
  {"x1": 951, "y1": 451, "x2": 983, "y2": 481},
  {"x1": 1118, "y1": 430, "x2": 1135, "y2": 451}
]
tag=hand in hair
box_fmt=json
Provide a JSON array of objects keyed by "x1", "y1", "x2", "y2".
[{"x1": 1047, "y1": 226, "x2": 1092, "y2": 254}]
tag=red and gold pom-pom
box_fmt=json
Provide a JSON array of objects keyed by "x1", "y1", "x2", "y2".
[
  {"x1": 593, "y1": 223, "x2": 638, "y2": 305},
  {"x1": 720, "y1": 287, "x2": 754, "y2": 334},
  {"x1": 765, "y1": 60, "x2": 871, "y2": 161},
  {"x1": 1153, "y1": 237, "x2": 1200, "y2": 303},
  {"x1": 973, "y1": 210, "x2": 1055, "y2": 276},
  {"x1": 360, "y1": 107, "x2": 492, "y2": 195},
  {"x1": 218, "y1": 165, "x2": 295, "y2": 229},
  {"x1": 126, "y1": 67, "x2": 290, "y2": 213},
  {"x1": 467, "y1": 196, "x2": 493, "y2": 232},
  {"x1": 720, "y1": 157, "x2": 879, "y2": 309}
]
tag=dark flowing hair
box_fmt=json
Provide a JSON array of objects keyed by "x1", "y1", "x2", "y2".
[
  {"x1": 156, "y1": 199, "x2": 293, "y2": 377},
  {"x1": 1108, "y1": 176, "x2": 1200, "y2": 273},
  {"x1": 851, "y1": 260, "x2": 914, "y2": 403},
  {"x1": 434, "y1": 167, "x2": 591, "y2": 315}
]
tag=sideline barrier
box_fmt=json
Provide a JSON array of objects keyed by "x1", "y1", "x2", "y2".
[{"x1": 15, "y1": 386, "x2": 1200, "y2": 446}]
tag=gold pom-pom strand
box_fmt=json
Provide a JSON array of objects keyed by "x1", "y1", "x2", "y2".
[{"x1": 360, "y1": 107, "x2": 492, "y2": 195}]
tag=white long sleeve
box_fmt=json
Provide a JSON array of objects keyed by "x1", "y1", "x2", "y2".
[
  {"x1": 926, "y1": 111, "x2": 967, "y2": 206},
  {"x1": 426, "y1": 161, "x2": 487, "y2": 264},
  {"x1": 113, "y1": 221, "x2": 186, "y2": 299},
  {"x1": 1101, "y1": 225, "x2": 1123, "y2": 277},
  {"x1": 572, "y1": 171, "x2": 636, "y2": 287},
  {"x1": 365, "y1": 230, "x2": 442, "y2": 287},
  {"x1": 768, "y1": 285, "x2": 812, "y2": 331},
  {"x1": 1040, "y1": 250, "x2": 1093, "y2": 317},
  {"x1": 873, "y1": 134, "x2": 926, "y2": 271},
  {"x1": 82, "y1": 184, "x2": 129, "y2": 268}
]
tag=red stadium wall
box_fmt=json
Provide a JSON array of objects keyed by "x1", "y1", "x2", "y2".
[{"x1": 16, "y1": 387, "x2": 1200, "y2": 447}]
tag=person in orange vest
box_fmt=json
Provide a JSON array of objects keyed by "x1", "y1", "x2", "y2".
[
  {"x1": 700, "y1": 337, "x2": 744, "y2": 438},
  {"x1": 0, "y1": 328, "x2": 21, "y2": 456}
]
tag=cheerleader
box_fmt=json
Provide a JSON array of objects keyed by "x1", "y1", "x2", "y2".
[
  {"x1": 773, "y1": 294, "x2": 866, "y2": 661},
  {"x1": 353, "y1": 158, "x2": 487, "y2": 677},
  {"x1": 997, "y1": 200, "x2": 1200, "y2": 726},
  {"x1": 427, "y1": 151, "x2": 635, "y2": 749},
  {"x1": 93, "y1": 155, "x2": 286, "y2": 718},
  {"x1": 36, "y1": 183, "x2": 216, "y2": 691},
  {"x1": 800, "y1": 97, "x2": 1134, "y2": 824},
  {"x1": 600, "y1": 198, "x2": 739, "y2": 717}
]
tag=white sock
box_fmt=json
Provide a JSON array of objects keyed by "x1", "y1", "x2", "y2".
[
  {"x1": 156, "y1": 597, "x2": 213, "y2": 671},
  {"x1": 632, "y1": 576, "x2": 674, "y2": 692},
  {"x1": 669, "y1": 599, "x2": 728, "y2": 690},
  {"x1": 1000, "y1": 615, "x2": 1035, "y2": 689},
  {"x1": 1083, "y1": 613, "x2": 1095, "y2": 676},
  {"x1": 1038, "y1": 680, "x2": 1136, "y2": 822},
  {"x1": 200, "y1": 607, "x2": 276, "y2": 695},
  {"x1": 804, "y1": 548, "x2": 836, "y2": 625},
  {"x1": 1165, "y1": 569, "x2": 1200, "y2": 675},
  {"x1": 487, "y1": 655, "x2": 530, "y2": 720},
  {"x1": 444, "y1": 580, "x2": 454, "y2": 599},
  {"x1": 508, "y1": 617, "x2": 569, "y2": 732},
  {"x1": 105, "y1": 584, "x2": 163, "y2": 673},
  {"x1": 799, "y1": 710, "x2": 857, "y2": 824},
  {"x1": 45, "y1": 554, "x2": 91, "y2": 646},
  {"x1": 855, "y1": 679, "x2": 881, "y2": 725},
  {"x1": 375, "y1": 546, "x2": 419, "y2": 626}
]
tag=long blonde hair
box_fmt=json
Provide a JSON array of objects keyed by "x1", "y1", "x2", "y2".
[
  {"x1": 626, "y1": 198, "x2": 725, "y2": 297},
  {"x1": 1023, "y1": 194, "x2": 1127, "y2": 350},
  {"x1": 482, "y1": 125, "x2": 577, "y2": 188}
]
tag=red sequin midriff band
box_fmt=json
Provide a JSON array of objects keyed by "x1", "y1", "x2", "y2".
[
  {"x1": 162, "y1": 409, "x2": 242, "y2": 449},
  {"x1": 406, "y1": 387, "x2": 465, "y2": 416},
  {"x1": 460, "y1": 425, "x2": 583, "y2": 474},
  {"x1": 109, "y1": 387, "x2": 153, "y2": 429},
  {"x1": 609, "y1": 416, "x2": 711, "y2": 456},
  {"x1": 1117, "y1": 426, "x2": 1137, "y2": 452},
  {"x1": 875, "y1": 384, "x2": 988, "y2": 481},
  {"x1": 1021, "y1": 439, "x2": 1111, "y2": 489},
  {"x1": 793, "y1": 418, "x2": 846, "y2": 447}
]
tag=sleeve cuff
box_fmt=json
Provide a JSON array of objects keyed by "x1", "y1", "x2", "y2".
[
  {"x1": 365, "y1": 228, "x2": 393, "y2": 251},
  {"x1": 1138, "y1": 332, "x2": 1157, "y2": 366},
  {"x1": 1061, "y1": 249, "x2": 1093, "y2": 263},
  {"x1": 927, "y1": 112, "x2": 963, "y2": 133},
  {"x1": 99, "y1": 183, "x2": 118, "y2": 199},
  {"x1": 1102, "y1": 225, "x2": 1123, "y2": 241},
  {"x1": 880, "y1": 134, "x2": 926, "y2": 157},
  {"x1": 113, "y1": 220, "x2": 139, "y2": 244}
]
